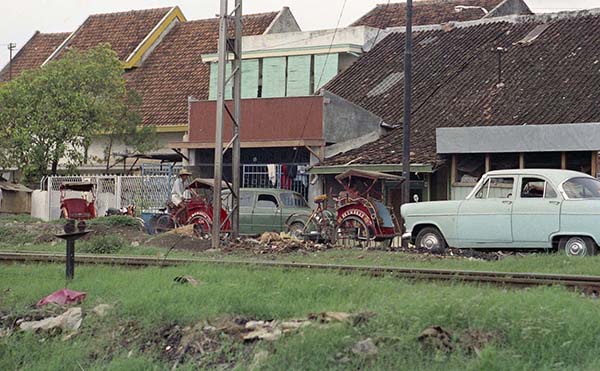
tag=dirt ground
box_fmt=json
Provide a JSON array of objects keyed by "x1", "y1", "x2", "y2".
[{"x1": 0, "y1": 216, "x2": 533, "y2": 261}]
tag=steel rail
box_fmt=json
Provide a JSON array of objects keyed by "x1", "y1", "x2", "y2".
[{"x1": 2, "y1": 251, "x2": 600, "y2": 293}]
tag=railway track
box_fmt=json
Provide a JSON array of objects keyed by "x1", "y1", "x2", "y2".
[{"x1": 2, "y1": 251, "x2": 600, "y2": 294}]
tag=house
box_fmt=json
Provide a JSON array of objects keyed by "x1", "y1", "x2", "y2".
[
  {"x1": 171, "y1": 0, "x2": 533, "y2": 202},
  {"x1": 0, "y1": 6, "x2": 300, "y2": 173},
  {"x1": 312, "y1": 7, "x2": 600, "y2": 217},
  {"x1": 171, "y1": 26, "x2": 387, "y2": 201}
]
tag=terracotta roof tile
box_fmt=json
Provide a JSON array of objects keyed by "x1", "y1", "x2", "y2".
[
  {"x1": 126, "y1": 12, "x2": 277, "y2": 127},
  {"x1": 0, "y1": 31, "x2": 69, "y2": 82},
  {"x1": 55, "y1": 7, "x2": 172, "y2": 61},
  {"x1": 323, "y1": 13, "x2": 600, "y2": 167},
  {"x1": 351, "y1": 0, "x2": 505, "y2": 28}
]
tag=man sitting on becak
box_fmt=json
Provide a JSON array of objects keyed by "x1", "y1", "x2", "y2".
[{"x1": 171, "y1": 169, "x2": 192, "y2": 209}]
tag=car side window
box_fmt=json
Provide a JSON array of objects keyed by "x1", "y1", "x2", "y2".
[
  {"x1": 239, "y1": 191, "x2": 254, "y2": 207},
  {"x1": 256, "y1": 194, "x2": 278, "y2": 208},
  {"x1": 475, "y1": 177, "x2": 514, "y2": 199},
  {"x1": 520, "y1": 177, "x2": 558, "y2": 199}
]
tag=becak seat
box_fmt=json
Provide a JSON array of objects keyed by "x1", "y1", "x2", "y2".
[{"x1": 314, "y1": 194, "x2": 328, "y2": 204}]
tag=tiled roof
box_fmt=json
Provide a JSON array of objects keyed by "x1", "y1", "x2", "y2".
[
  {"x1": 53, "y1": 7, "x2": 172, "y2": 62},
  {"x1": 351, "y1": 0, "x2": 505, "y2": 28},
  {"x1": 323, "y1": 12, "x2": 600, "y2": 166},
  {"x1": 0, "y1": 31, "x2": 69, "y2": 82},
  {"x1": 126, "y1": 12, "x2": 278, "y2": 127}
]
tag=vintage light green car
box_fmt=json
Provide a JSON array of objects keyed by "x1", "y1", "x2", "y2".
[
  {"x1": 401, "y1": 169, "x2": 600, "y2": 256},
  {"x1": 224, "y1": 188, "x2": 312, "y2": 235}
]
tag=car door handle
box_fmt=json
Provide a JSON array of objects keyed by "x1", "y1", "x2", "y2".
[
  {"x1": 502, "y1": 200, "x2": 512, "y2": 205},
  {"x1": 549, "y1": 201, "x2": 560, "y2": 205}
]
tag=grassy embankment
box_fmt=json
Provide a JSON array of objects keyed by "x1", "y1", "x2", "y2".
[{"x1": 2, "y1": 263, "x2": 600, "y2": 370}]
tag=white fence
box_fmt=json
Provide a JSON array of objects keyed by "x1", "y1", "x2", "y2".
[{"x1": 39, "y1": 175, "x2": 173, "y2": 221}]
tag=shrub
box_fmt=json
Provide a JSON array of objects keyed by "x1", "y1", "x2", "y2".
[
  {"x1": 79, "y1": 235, "x2": 126, "y2": 254},
  {"x1": 88, "y1": 216, "x2": 140, "y2": 227}
]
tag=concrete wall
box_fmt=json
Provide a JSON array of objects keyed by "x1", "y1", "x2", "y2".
[
  {"x1": 323, "y1": 91, "x2": 385, "y2": 144},
  {"x1": 265, "y1": 7, "x2": 301, "y2": 34},
  {"x1": 31, "y1": 190, "x2": 49, "y2": 221}
]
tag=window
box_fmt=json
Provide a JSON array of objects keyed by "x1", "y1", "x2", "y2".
[
  {"x1": 520, "y1": 177, "x2": 557, "y2": 198},
  {"x1": 490, "y1": 153, "x2": 519, "y2": 171},
  {"x1": 240, "y1": 191, "x2": 254, "y2": 207},
  {"x1": 524, "y1": 152, "x2": 561, "y2": 169},
  {"x1": 280, "y1": 192, "x2": 308, "y2": 207},
  {"x1": 475, "y1": 177, "x2": 514, "y2": 199},
  {"x1": 256, "y1": 194, "x2": 279, "y2": 208},
  {"x1": 562, "y1": 177, "x2": 600, "y2": 199},
  {"x1": 455, "y1": 154, "x2": 485, "y2": 184}
]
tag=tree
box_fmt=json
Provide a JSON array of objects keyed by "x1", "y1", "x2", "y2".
[{"x1": 0, "y1": 44, "x2": 156, "y2": 181}]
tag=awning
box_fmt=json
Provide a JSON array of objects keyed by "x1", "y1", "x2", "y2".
[{"x1": 437, "y1": 123, "x2": 600, "y2": 154}]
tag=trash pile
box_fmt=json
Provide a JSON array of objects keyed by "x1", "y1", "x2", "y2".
[
  {"x1": 399, "y1": 245, "x2": 530, "y2": 261},
  {"x1": 418, "y1": 325, "x2": 500, "y2": 356},
  {"x1": 228, "y1": 232, "x2": 332, "y2": 254},
  {"x1": 0, "y1": 288, "x2": 113, "y2": 341}
]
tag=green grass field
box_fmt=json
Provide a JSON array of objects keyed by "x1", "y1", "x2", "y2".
[{"x1": 2, "y1": 263, "x2": 600, "y2": 370}]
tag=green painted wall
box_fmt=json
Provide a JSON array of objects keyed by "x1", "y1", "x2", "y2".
[
  {"x1": 286, "y1": 55, "x2": 311, "y2": 97},
  {"x1": 241, "y1": 59, "x2": 259, "y2": 99},
  {"x1": 262, "y1": 57, "x2": 287, "y2": 98},
  {"x1": 314, "y1": 53, "x2": 339, "y2": 91}
]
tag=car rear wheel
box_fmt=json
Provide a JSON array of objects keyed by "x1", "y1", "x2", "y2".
[
  {"x1": 287, "y1": 222, "x2": 306, "y2": 239},
  {"x1": 560, "y1": 236, "x2": 597, "y2": 257},
  {"x1": 415, "y1": 227, "x2": 447, "y2": 253}
]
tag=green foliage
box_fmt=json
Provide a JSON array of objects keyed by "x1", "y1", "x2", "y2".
[
  {"x1": 89, "y1": 215, "x2": 142, "y2": 227},
  {"x1": 0, "y1": 44, "x2": 156, "y2": 182},
  {"x1": 79, "y1": 235, "x2": 126, "y2": 254}
]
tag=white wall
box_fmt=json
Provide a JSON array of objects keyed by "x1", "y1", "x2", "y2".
[{"x1": 31, "y1": 190, "x2": 49, "y2": 221}]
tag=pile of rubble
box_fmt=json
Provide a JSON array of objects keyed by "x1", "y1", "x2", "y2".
[{"x1": 228, "y1": 232, "x2": 332, "y2": 254}]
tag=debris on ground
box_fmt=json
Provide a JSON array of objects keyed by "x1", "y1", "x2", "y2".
[
  {"x1": 228, "y1": 232, "x2": 332, "y2": 254},
  {"x1": 418, "y1": 326, "x2": 455, "y2": 353},
  {"x1": 19, "y1": 307, "x2": 82, "y2": 333},
  {"x1": 36, "y1": 288, "x2": 86, "y2": 307},
  {"x1": 308, "y1": 311, "x2": 353, "y2": 323},
  {"x1": 92, "y1": 304, "x2": 113, "y2": 317},
  {"x1": 351, "y1": 338, "x2": 379, "y2": 357},
  {"x1": 174, "y1": 275, "x2": 201, "y2": 286}
]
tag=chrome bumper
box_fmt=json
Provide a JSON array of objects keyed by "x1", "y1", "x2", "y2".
[{"x1": 401, "y1": 232, "x2": 412, "y2": 241}]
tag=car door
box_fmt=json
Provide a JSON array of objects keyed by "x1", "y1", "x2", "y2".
[
  {"x1": 251, "y1": 192, "x2": 283, "y2": 233},
  {"x1": 511, "y1": 176, "x2": 561, "y2": 246},
  {"x1": 457, "y1": 176, "x2": 515, "y2": 246},
  {"x1": 238, "y1": 190, "x2": 255, "y2": 234}
]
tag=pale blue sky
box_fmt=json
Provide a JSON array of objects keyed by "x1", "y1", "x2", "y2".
[{"x1": 1, "y1": 0, "x2": 600, "y2": 68}]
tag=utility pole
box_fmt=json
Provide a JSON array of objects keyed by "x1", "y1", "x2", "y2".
[
  {"x1": 401, "y1": 0, "x2": 413, "y2": 248},
  {"x1": 402, "y1": 0, "x2": 413, "y2": 206},
  {"x1": 212, "y1": 0, "x2": 242, "y2": 249},
  {"x1": 8, "y1": 43, "x2": 16, "y2": 81}
]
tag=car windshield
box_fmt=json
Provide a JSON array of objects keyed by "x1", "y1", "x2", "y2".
[
  {"x1": 562, "y1": 177, "x2": 600, "y2": 199},
  {"x1": 280, "y1": 192, "x2": 308, "y2": 207}
]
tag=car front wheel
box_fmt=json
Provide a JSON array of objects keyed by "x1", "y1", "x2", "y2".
[
  {"x1": 560, "y1": 236, "x2": 597, "y2": 257},
  {"x1": 415, "y1": 227, "x2": 447, "y2": 253}
]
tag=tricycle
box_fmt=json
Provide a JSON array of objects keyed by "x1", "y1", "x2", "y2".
[
  {"x1": 59, "y1": 181, "x2": 97, "y2": 232},
  {"x1": 150, "y1": 178, "x2": 231, "y2": 237},
  {"x1": 291, "y1": 169, "x2": 403, "y2": 247}
]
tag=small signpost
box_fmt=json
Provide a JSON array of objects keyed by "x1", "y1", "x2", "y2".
[{"x1": 55, "y1": 223, "x2": 91, "y2": 280}]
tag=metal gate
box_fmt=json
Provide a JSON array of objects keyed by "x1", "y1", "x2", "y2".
[{"x1": 45, "y1": 175, "x2": 173, "y2": 220}]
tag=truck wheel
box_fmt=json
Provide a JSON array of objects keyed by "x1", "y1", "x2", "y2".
[
  {"x1": 415, "y1": 227, "x2": 447, "y2": 253},
  {"x1": 560, "y1": 236, "x2": 597, "y2": 257}
]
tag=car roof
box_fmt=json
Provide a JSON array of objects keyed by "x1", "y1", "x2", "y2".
[{"x1": 484, "y1": 169, "x2": 594, "y2": 185}]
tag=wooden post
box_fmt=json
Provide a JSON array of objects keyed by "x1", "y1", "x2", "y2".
[
  {"x1": 519, "y1": 153, "x2": 525, "y2": 169},
  {"x1": 451, "y1": 155, "x2": 457, "y2": 184},
  {"x1": 592, "y1": 151, "x2": 598, "y2": 177},
  {"x1": 485, "y1": 154, "x2": 491, "y2": 172},
  {"x1": 561, "y1": 152, "x2": 567, "y2": 169}
]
